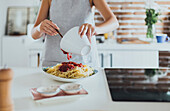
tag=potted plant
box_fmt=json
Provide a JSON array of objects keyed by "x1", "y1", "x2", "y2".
[
  {"x1": 144, "y1": 69, "x2": 167, "y2": 82},
  {"x1": 145, "y1": 8, "x2": 161, "y2": 39}
]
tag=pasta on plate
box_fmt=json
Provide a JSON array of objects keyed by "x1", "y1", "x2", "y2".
[{"x1": 44, "y1": 62, "x2": 95, "y2": 79}]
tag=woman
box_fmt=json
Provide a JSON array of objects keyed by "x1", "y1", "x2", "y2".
[{"x1": 31, "y1": 0, "x2": 119, "y2": 67}]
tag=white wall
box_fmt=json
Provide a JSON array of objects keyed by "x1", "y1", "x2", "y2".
[
  {"x1": 0, "y1": 0, "x2": 40, "y2": 35},
  {"x1": 0, "y1": 0, "x2": 40, "y2": 36},
  {"x1": 0, "y1": 0, "x2": 40, "y2": 66}
]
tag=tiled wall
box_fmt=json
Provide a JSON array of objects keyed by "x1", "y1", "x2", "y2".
[
  {"x1": 100, "y1": 0, "x2": 170, "y2": 87},
  {"x1": 95, "y1": 0, "x2": 170, "y2": 38},
  {"x1": 159, "y1": 51, "x2": 170, "y2": 67},
  {"x1": 105, "y1": 68, "x2": 170, "y2": 91}
]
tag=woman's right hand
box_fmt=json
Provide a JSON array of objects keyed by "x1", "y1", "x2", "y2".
[{"x1": 38, "y1": 19, "x2": 59, "y2": 36}]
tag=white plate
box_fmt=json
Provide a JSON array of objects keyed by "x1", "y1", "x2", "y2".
[{"x1": 42, "y1": 67, "x2": 98, "y2": 82}]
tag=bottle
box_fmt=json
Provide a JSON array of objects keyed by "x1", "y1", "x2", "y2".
[
  {"x1": 104, "y1": 32, "x2": 113, "y2": 40},
  {"x1": 0, "y1": 68, "x2": 14, "y2": 111}
]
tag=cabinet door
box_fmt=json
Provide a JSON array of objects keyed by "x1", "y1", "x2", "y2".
[
  {"x1": 98, "y1": 50, "x2": 159, "y2": 68},
  {"x1": 2, "y1": 37, "x2": 28, "y2": 67},
  {"x1": 98, "y1": 51, "x2": 113, "y2": 68},
  {"x1": 29, "y1": 50, "x2": 42, "y2": 67},
  {"x1": 112, "y1": 51, "x2": 159, "y2": 68},
  {"x1": 98, "y1": 52, "x2": 104, "y2": 67}
]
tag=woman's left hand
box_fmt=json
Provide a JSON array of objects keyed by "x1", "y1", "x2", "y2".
[{"x1": 79, "y1": 23, "x2": 97, "y2": 43}]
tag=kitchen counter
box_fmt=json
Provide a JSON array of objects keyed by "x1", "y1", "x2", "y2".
[
  {"x1": 3, "y1": 36, "x2": 170, "y2": 68},
  {"x1": 12, "y1": 67, "x2": 170, "y2": 111},
  {"x1": 28, "y1": 39, "x2": 170, "y2": 51},
  {"x1": 97, "y1": 39, "x2": 170, "y2": 51},
  {"x1": 27, "y1": 39, "x2": 170, "y2": 68}
]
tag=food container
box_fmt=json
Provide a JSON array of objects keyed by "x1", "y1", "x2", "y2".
[
  {"x1": 59, "y1": 83, "x2": 82, "y2": 94},
  {"x1": 36, "y1": 85, "x2": 59, "y2": 97},
  {"x1": 60, "y1": 26, "x2": 91, "y2": 56}
]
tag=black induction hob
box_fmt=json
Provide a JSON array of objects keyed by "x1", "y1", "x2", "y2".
[{"x1": 105, "y1": 68, "x2": 170, "y2": 102}]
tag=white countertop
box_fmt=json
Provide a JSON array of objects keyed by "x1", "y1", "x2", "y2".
[
  {"x1": 28, "y1": 39, "x2": 170, "y2": 51},
  {"x1": 3, "y1": 35, "x2": 170, "y2": 51},
  {"x1": 11, "y1": 67, "x2": 170, "y2": 111},
  {"x1": 97, "y1": 39, "x2": 170, "y2": 51}
]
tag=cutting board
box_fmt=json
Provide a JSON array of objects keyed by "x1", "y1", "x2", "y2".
[{"x1": 117, "y1": 38, "x2": 150, "y2": 44}]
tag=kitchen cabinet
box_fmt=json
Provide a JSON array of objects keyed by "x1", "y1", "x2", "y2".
[
  {"x1": 98, "y1": 51, "x2": 112, "y2": 68},
  {"x1": 2, "y1": 36, "x2": 43, "y2": 68},
  {"x1": 2, "y1": 35, "x2": 170, "y2": 68},
  {"x1": 113, "y1": 50, "x2": 158, "y2": 68},
  {"x1": 2, "y1": 36, "x2": 29, "y2": 67},
  {"x1": 98, "y1": 50, "x2": 159, "y2": 68},
  {"x1": 97, "y1": 39, "x2": 170, "y2": 68},
  {"x1": 28, "y1": 49, "x2": 42, "y2": 67},
  {"x1": 1, "y1": 37, "x2": 160, "y2": 68}
]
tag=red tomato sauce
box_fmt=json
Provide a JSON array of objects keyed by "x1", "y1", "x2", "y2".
[
  {"x1": 61, "y1": 49, "x2": 72, "y2": 60},
  {"x1": 59, "y1": 61, "x2": 84, "y2": 72}
]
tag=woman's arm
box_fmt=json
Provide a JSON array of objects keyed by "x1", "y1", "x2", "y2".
[
  {"x1": 94, "y1": 0, "x2": 119, "y2": 34},
  {"x1": 31, "y1": 0, "x2": 59, "y2": 39},
  {"x1": 79, "y1": 0, "x2": 119, "y2": 43}
]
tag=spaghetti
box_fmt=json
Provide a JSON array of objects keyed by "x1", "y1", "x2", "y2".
[{"x1": 45, "y1": 62, "x2": 94, "y2": 79}]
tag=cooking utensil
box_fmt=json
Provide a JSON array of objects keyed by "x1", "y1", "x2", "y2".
[
  {"x1": 50, "y1": 20, "x2": 63, "y2": 38},
  {"x1": 54, "y1": 28, "x2": 63, "y2": 38}
]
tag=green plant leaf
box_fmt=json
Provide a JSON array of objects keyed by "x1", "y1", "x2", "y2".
[{"x1": 145, "y1": 8, "x2": 161, "y2": 38}]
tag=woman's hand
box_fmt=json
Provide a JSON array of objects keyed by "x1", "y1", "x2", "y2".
[
  {"x1": 79, "y1": 23, "x2": 97, "y2": 43},
  {"x1": 38, "y1": 19, "x2": 59, "y2": 36}
]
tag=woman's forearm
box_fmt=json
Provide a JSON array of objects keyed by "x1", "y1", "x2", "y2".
[
  {"x1": 31, "y1": 19, "x2": 59, "y2": 39},
  {"x1": 95, "y1": 15, "x2": 119, "y2": 35},
  {"x1": 93, "y1": 0, "x2": 119, "y2": 35},
  {"x1": 31, "y1": 25, "x2": 44, "y2": 40}
]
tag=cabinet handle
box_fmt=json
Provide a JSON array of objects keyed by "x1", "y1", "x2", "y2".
[
  {"x1": 110, "y1": 53, "x2": 112, "y2": 67},
  {"x1": 101, "y1": 53, "x2": 104, "y2": 67}
]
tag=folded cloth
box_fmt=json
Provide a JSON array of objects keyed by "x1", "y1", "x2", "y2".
[{"x1": 30, "y1": 88, "x2": 88, "y2": 100}]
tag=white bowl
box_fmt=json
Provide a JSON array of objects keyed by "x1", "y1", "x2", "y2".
[
  {"x1": 60, "y1": 26, "x2": 91, "y2": 55},
  {"x1": 42, "y1": 68, "x2": 98, "y2": 82},
  {"x1": 36, "y1": 85, "x2": 59, "y2": 97},
  {"x1": 59, "y1": 83, "x2": 82, "y2": 94}
]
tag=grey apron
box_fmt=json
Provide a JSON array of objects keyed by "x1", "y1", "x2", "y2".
[{"x1": 42, "y1": 0, "x2": 99, "y2": 67}]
